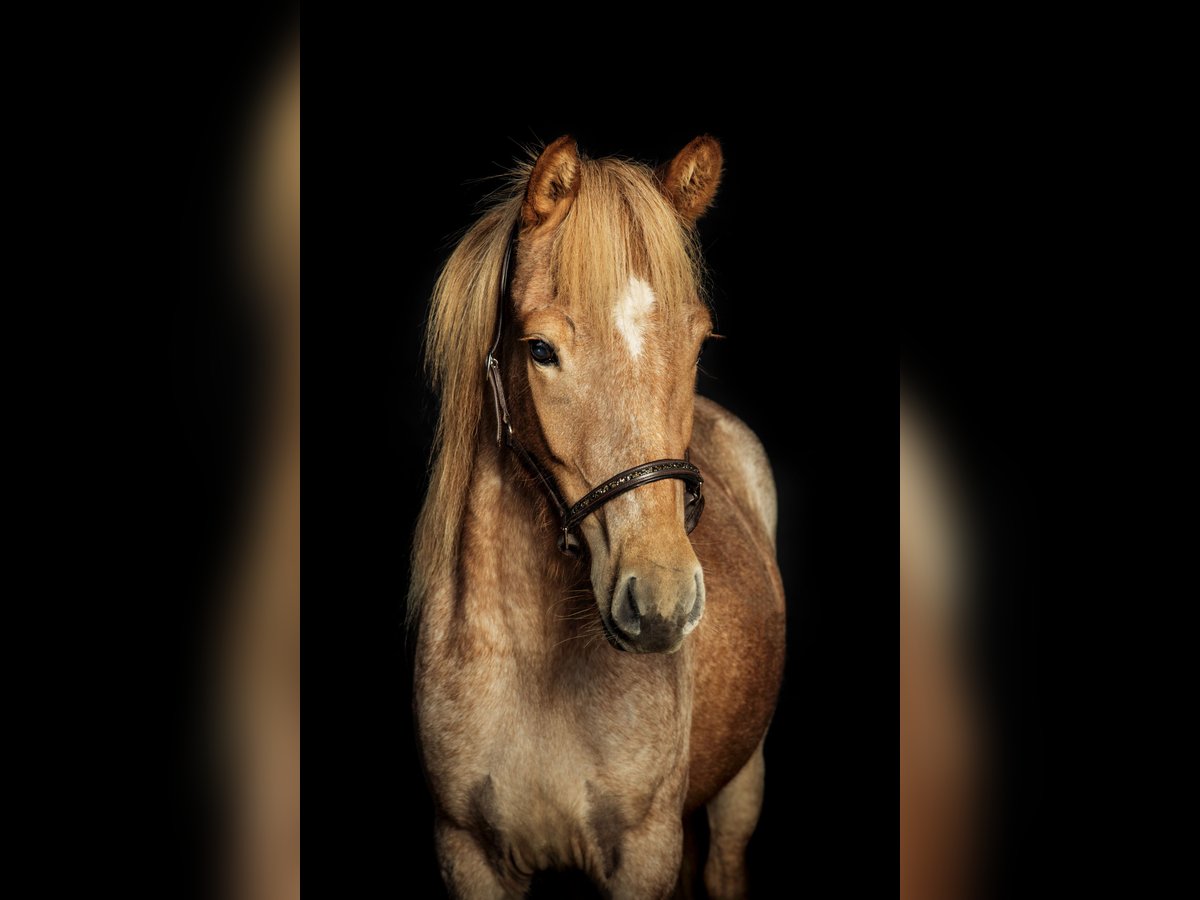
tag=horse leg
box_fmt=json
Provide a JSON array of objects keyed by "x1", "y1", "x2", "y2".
[
  {"x1": 703, "y1": 740, "x2": 765, "y2": 900},
  {"x1": 435, "y1": 820, "x2": 522, "y2": 900},
  {"x1": 671, "y1": 810, "x2": 705, "y2": 899},
  {"x1": 603, "y1": 814, "x2": 684, "y2": 900}
]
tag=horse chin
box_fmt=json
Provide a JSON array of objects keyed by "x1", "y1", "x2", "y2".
[
  {"x1": 596, "y1": 608, "x2": 689, "y2": 655},
  {"x1": 596, "y1": 610, "x2": 631, "y2": 653}
]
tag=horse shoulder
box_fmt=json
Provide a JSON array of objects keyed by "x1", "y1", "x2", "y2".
[
  {"x1": 684, "y1": 396, "x2": 786, "y2": 812},
  {"x1": 691, "y1": 395, "x2": 777, "y2": 547}
]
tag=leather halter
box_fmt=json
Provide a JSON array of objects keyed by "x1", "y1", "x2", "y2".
[{"x1": 484, "y1": 223, "x2": 705, "y2": 557}]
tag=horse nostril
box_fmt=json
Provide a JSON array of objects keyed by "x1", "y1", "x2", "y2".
[
  {"x1": 613, "y1": 578, "x2": 642, "y2": 638},
  {"x1": 682, "y1": 571, "x2": 704, "y2": 634}
]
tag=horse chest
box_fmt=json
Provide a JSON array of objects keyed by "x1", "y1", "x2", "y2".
[{"x1": 418, "y1": 648, "x2": 691, "y2": 874}]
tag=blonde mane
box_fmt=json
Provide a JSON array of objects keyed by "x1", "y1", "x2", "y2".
[{"x1": 408, "y1": 154, "x2": 705, "y2": 627}]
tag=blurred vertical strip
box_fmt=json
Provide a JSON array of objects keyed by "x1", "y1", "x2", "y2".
[
  {"x1": 900, "y1": 394, "x2": 981, "y2": 900},
  {"x1": 211, "y1": 31, "x2": 300, "y2": 900}
]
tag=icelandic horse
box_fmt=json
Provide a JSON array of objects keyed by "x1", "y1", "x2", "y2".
[{"x1": 411, "y1": 135, "x2": 786, "y2": 898}]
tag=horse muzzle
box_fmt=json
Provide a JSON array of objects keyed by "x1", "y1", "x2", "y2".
[{"x1": 605, "y1": 565, "x2": 705, "y2": 653}]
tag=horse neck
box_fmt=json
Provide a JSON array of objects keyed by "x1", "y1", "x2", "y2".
[
  {"x1": 431, "y1": 429, "x2": 696, "y2": 681},
  {"x1": 446, "y1": 438, "x2": 589, "y2": 656}
]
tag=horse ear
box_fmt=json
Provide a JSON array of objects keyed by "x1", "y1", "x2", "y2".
[
  {"x1": 522, "y1": 136, "x2": 581, "y2": 231},
  {"x1": 658, "y1": 135, "x2": 723, "y2": 222}
]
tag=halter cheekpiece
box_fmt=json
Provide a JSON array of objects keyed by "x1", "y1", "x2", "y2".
[{"x1": 484, "y1": 222, "x2": 705, "y2": 557}]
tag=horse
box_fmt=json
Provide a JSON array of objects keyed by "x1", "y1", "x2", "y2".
[{"x1": 410, "y1": 135, "x2": 786, "y2": 899}]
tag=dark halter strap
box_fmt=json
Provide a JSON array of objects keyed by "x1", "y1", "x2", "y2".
[{"x1": 484, "y1": 222, "x2": 705, "y2": 557}]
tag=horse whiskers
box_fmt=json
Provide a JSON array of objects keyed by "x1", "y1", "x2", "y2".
[
  {"x1": 548, "y1": 595, "x2": 595, "y2": 610},
  {"x1": 549, "y1": 600, "x2": 596, "y2": 615},
  {"x1": 549, "y1": 600, "x2": 595, "y2": 614},
  {"x1": 556, "y1": 612, "x2": 599, "y2": 624},
  {"x1": 692, "y1": 614, "x2": 727, "y2": 636},
  {"x1": 549, "y1": 632, "x2": 586, "y2": 650},
  {"x1": 546, "y1": 601, "x2": 594, "y2": 618},
  {"x1": 550, "y1": 620, "x2": 606, "y2": 651},
  {"x1": 547, "y1": 589, "x2": 595, "y2": 603}
]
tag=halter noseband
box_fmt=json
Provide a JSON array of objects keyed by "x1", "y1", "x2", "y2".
[{"x1": 484, "y1": 223, "x2": 705, "y2": 557}]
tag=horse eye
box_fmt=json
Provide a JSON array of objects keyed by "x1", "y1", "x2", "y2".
[{"x1": 529, "y1": 340, "x2": 557, "y2": 366}]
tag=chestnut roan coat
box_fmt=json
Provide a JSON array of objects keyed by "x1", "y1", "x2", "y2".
[{"x1": 411, "y1": 136, "x2": 786, "y2": 899}]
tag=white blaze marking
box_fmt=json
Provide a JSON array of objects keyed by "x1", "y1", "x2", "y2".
[{"x1": 615, "y1": 276, "x2": 656, "y2": 359}]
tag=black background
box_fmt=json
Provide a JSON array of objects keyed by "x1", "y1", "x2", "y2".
[
  {"x1": 178, "y1": 17, "x2": 1077, "y2": 897},
  {"x1": 300, "y1": 123, "x2": 897, "y2": 896}
]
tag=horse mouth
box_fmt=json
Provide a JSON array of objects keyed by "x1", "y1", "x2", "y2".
[{"x1": 597, "y1": 610, "x2": 631, "y2": 652}]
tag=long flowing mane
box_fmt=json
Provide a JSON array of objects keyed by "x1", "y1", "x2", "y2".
[{"x1": 408, "y1": 154, "x2": 705, "y2": 627}]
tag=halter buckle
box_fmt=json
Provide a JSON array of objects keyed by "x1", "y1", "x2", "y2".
[
  {"x1": 557, "y1": 528, "x2": 582, "y2": 557},
  {"x1": 485, "y1": 353, "x2": 512, "y2": 447}
]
